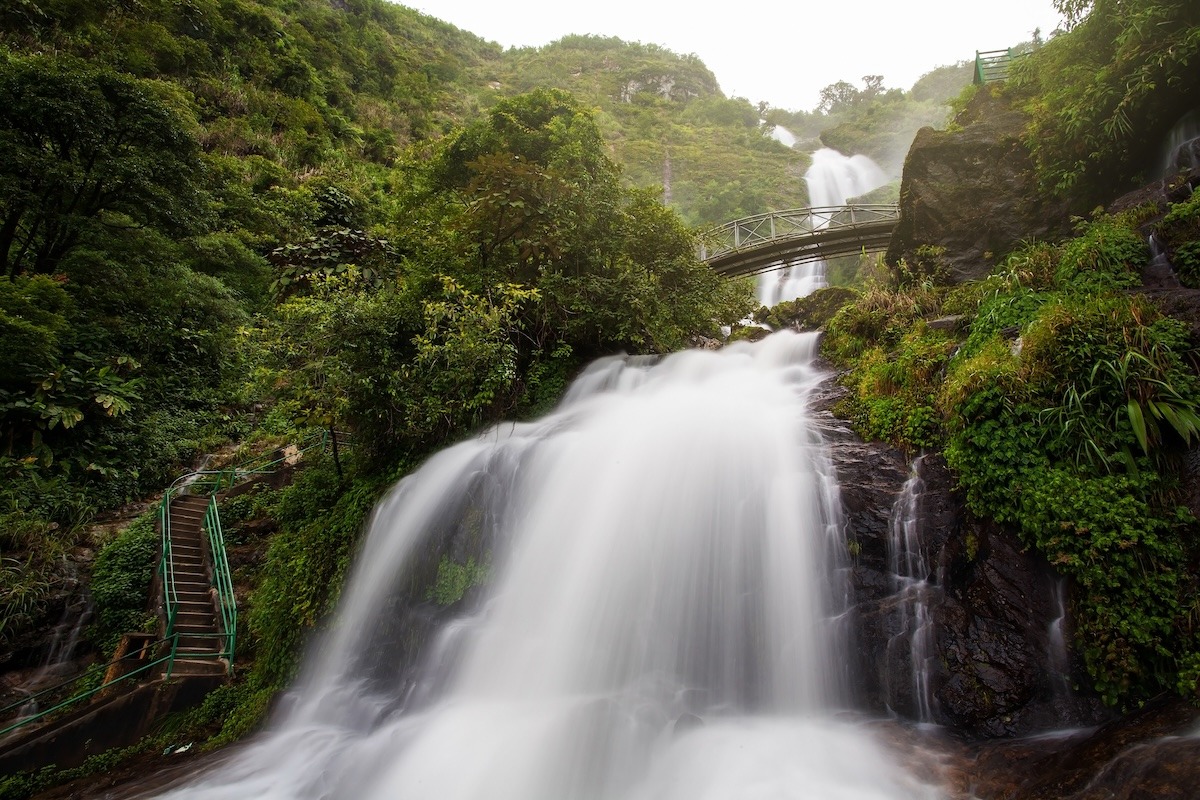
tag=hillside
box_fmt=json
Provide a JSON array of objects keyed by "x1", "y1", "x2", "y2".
[
  {"x1": 0, "y1": 0, "x2": 764, "y2": 690},
  {"x1": 493, "y1": 35, "x2": 812, "y2": 225}
]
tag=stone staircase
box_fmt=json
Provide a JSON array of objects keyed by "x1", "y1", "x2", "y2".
[{"x1": 164, "y1": 494, "x2": 227, "y2": 676}]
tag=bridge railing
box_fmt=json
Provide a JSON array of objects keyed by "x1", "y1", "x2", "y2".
[
  {"x1": 974, "y1": 48, "x2": 1031, "y2": 84},
  {"x1": 699, "y1": 204, "x2": 900, "y2": 263}
]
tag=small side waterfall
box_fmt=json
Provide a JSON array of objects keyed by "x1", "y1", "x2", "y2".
[
  {"x1": 758, "y1": 148, "x2": 888, "y2": 307},
  {"x1": 1146, "y1": 233, "x2": 1180, "y2": 287},
  {"x1": 884, "y1": 457, "x2": 939, "y2": 723},
  {"x1": 1161, "y1": 109, "x2": 1200, "y2": 177},
  {"x1": 9, "y1": 579, "x2": 92, "y2": 721},
  {"x1": 159, "y1": 333, "x2": 943, "y2": 800},
  {"x1": 1047, "y1": 578, "x2": 1071, "y2": 705}
]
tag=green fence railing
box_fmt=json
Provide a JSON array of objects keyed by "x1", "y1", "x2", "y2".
[
  {"x1": 974, "y1": 48, "x2": 1026, "y2": 84},
  {"x1": 1, "y1": 433, "x2": 338, "y2": 740},
  {"x1": 203, "y1": 496, "x2": 237, "y2": 666},
  {"x1": 0, "y1": 635, "x2": 178, "y2": 737},
  {"x1": 158, "y1": 498, "x2": 179, "y2": 655},
  {"x1": 156, "y1": 431, "x2": 338, "y2": 674}
]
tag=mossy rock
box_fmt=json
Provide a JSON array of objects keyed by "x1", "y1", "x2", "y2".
[{"x1": 755, "y1": 286, "x2": 858, "y2": 331}]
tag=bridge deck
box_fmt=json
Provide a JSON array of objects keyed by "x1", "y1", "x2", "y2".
[{"x1": 700, "y1": 205, "x2": 899, "y2": 278}]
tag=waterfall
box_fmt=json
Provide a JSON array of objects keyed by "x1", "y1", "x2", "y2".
[
  {"x1": 159, "y1": 332, "x2": 942, "y2": 800},
  {"x1": 1160, "y1": 109, "x2": 1200, "y2": 177},
  {"x1": 758, "y1": 148, "x2": 888, "y2": 308},
  {"x1": 1047, "y1": 578, "x2": 1071, "y2": 705},
  {"x1": 765, "y1": 123, "x2": 797, "y2": 148},
  {"x1": 884, "y1": 456, "x2": 939, "y2": 723},
  {"x1": 1146, "y1": 233, "x2": 1180, "y2": 287}
]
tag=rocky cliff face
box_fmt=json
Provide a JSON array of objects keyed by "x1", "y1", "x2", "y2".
[
  {"x1": 811, "y1": 371, "x2": 1108, "y2": 739},
  {"x1": 885, "y1": 89, "x2": 1073, "y2": 284}
]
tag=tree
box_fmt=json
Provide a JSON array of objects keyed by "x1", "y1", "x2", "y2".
[
  {"x1": 0, "y1": 53, "x2": 205, "y2": 276},
  {"x1": 817, "y1": 80, "x2": 859, "y2": 114},
  {"x1": 860, "y1": 75, "x2": 885, "y2": 101}
]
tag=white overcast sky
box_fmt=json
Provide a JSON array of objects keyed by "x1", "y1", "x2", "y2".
[{"x1": 406, "y1": 0, "x2": 1065, "y2": 112}]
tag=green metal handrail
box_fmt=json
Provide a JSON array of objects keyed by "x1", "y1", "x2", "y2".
[
  {"x1": 164, "y1": 430, "x2": 335, "y2": 497},
  {"x1": 0, "y1": 635, "x2": 178, "y2": 737},
  {"x1": 1, "y1": 433, "x2": 339, "y2": 739},
  {"x1": 203, "y1": 496, "x2": 237, "y2": 669},
  {"x1": 156, "y1": 430, "x2": 338, "y2": 673},
  {"x1": 974, "y1": 48, "x2": 1030, "y2": 85},
  {"x1": 158, "y1": 501, "x2": 179, "y2": 647}
]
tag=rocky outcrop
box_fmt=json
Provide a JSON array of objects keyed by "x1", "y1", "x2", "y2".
[
  {"x1": 811, "y1": 370, "x2": 1108, "y2": 738},
  {"x1": 885, "y1": 89, "x2": 1073, "y2": 283},
  {"x1": 962, "y1": 698, "x2": 1200, "y2": 799}
]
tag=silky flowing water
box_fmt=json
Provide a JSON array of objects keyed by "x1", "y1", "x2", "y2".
[
  {"x1": 757, "y1": 148, "x2": 888, "y2": 307},
  {"x1": 158, "y1": 332, "x2": 942, "y2": 800},
  {"x1": 885, "y1": 457, "x2": 938, "y2": 724}
]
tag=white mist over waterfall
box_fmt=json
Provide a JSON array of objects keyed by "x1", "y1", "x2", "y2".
[
  {"x1": 159, "y1": 333, "x2": 941, "y2": 800},
  {"x1": 758, "y1": 148, "x2": 888, "y2": 307}
]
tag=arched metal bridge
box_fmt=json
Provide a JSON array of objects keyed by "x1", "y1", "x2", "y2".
[{"x1": 699, "y1": 204, "x2": 900, "y2": 277}]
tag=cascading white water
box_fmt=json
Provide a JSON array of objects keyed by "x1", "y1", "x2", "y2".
[
  {"x1": 766, "y1": 123, "x2": 797, "y2": 148},
  {"x1": 758, "y1": 148, "x2": 888, "y2": 307},
  {"x1": 885, "y1": 456, "x2": 939, "y2": 723},
  {"x1": 1160, "y1": 109, "x2": 1200, "y2": 177},
  {"x1": 1047, "y1": 578, "x2": 1071, "y2": 704},
  {"x1": 159, "y1": 333, "x2": 942, "y2": 800}
]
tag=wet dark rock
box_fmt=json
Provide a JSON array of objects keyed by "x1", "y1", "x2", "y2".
[
  {"x1": 813, "y1": 369, "x2": 1107, "y2": 737},
  {"x1": 885, "y1": 91, "x2": 1073, "y2": 284},
  {"x1": 961, "y1": 697, "x2": 1200, "y2": 799},
  {"x1": 686, "y1": 334, "x2": 723, "y2": 351},
  {"x1": 931, "y1": 520, "x2": 1107, "y2": 737},
  {"x1": 1107, "y1": 166, "x2": 1200, "y2": 215}
]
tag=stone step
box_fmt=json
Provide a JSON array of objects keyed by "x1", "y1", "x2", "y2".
[
  {"x1": 172, "y1": 570, "x2": 209, "y2": 582},
  {"x1": 177, "y1": 634, "x2": 222, "y2": 651},
  {"x1": 175, "y1": 616, "x2": 217, "y2": 631},
  {"x1": 172, "y1": 495, "x2": 209, "y2": 507},
  {"x1": 173, "y1": 585, "x2": 213, "y2": 599},
  {"x1": 170, "y1": 658, "x2": 227, "y2": 677}
]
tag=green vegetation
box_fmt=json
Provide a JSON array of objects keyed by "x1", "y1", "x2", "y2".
[
  {"x1": 493, "y1": 35, "x2": 812, "y2": 225},
  {"x1": 814, "y1": 0, "x2": 1200, "y2": 705},
  {"x1": 765, "y1": 72, "x2": 968, "y2": 175},
  {"x1": 89, "y1": 514, "x2": 159, "y2": 654},
  {"x1": 0, "y1": 0, "x2": 1197, "y2": 785},
  {"x1": 0, "y1": 0, "x2": 755, "y2": 682},
  {"x1": 428, "y1": 556, "x2": 488, "y2": 606},
  {"x1": 1010, "y1": 0, "x2": 1200, "y2": 201},
  {"x1": 1156, "y1": 192, "x2": 1200, "y2": 288},
  {"x1": 823, "y1": 204, "x2": 1200, "y2": 706}
]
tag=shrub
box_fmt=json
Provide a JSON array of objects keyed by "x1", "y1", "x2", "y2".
[{"x1": 90, "y1": 513, "x2": 159, "y2": 654}]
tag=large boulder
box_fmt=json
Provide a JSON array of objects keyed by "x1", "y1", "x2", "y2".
[{"x1": 885, "y1": 89, "x2": 1072, "y2": 284}]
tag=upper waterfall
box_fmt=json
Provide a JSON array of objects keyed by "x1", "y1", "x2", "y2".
[{"x1": 757, "y1": 148, "x2": 888, "y2": 307}]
